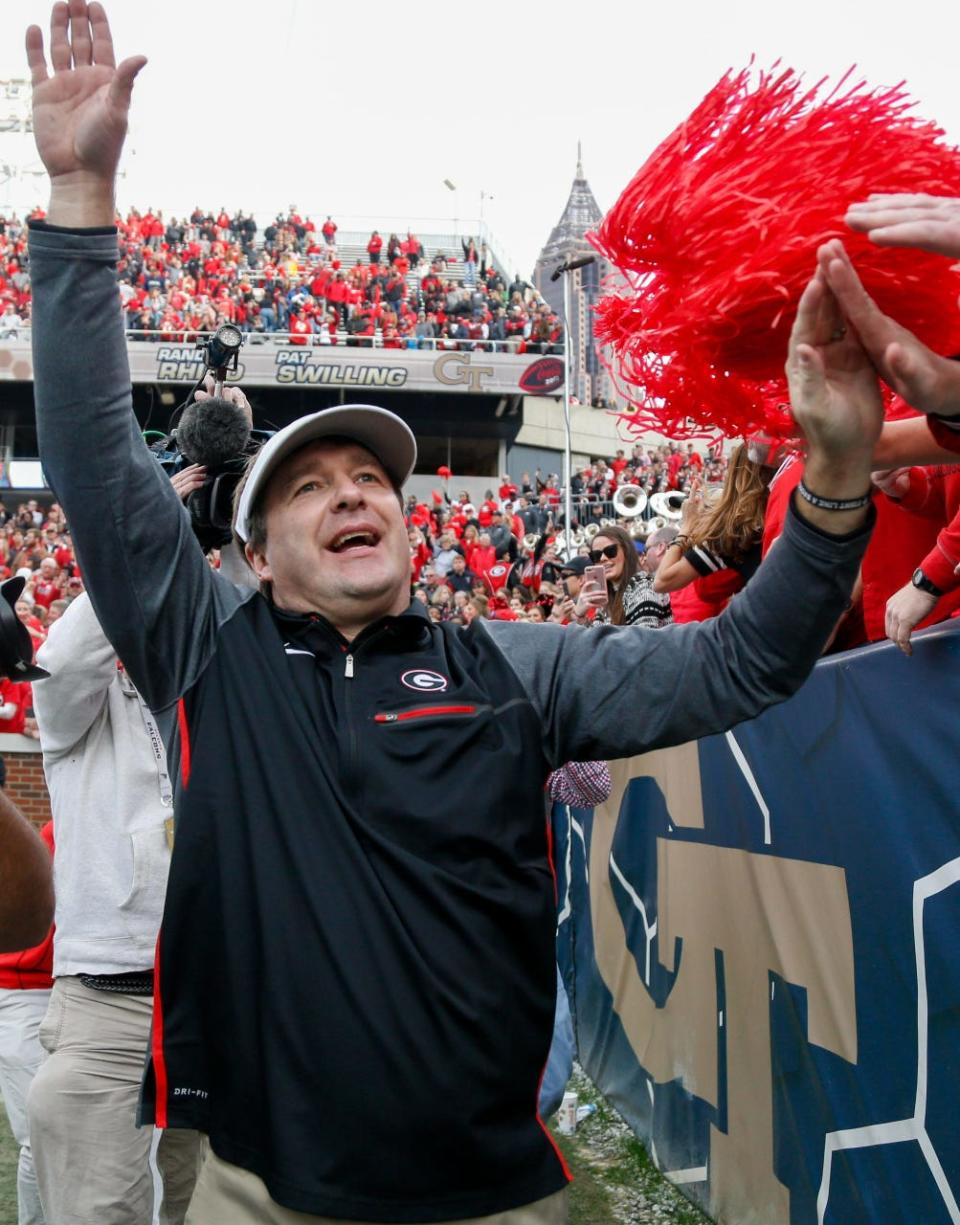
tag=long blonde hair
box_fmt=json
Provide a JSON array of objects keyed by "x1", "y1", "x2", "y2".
[{"x1": 687, "y1": 445, "x2": 769, "y2": 563}]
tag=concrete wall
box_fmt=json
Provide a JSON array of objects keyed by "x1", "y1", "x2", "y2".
[
  {"x1": 514, "y1": 397, "x2": 625, "y2": 459},
  {"x1": 515, "y1": 399, "x2": 727, "y2": 465}
]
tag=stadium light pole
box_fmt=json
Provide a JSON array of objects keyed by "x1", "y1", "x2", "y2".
[
  {"x1": 551, "y1": 254, "x2": 596, "y2": 559},
  {"x1": 479, "y1": 189, "x2": 493, "y2": 252},
  {"x1": 443, "y1": 179, "x2": 458, "y2": 241},
  {"x1": 562, "y1": 271, "x2": 573, "y2": 559}
]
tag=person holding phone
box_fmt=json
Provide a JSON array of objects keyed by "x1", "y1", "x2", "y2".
[{"x1": 578, "y1": 525, "x2": 672, "y2": 628}]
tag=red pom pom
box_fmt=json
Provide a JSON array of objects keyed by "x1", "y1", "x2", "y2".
[
  {"x1": 437, "y1": 465, "x2": 452, "y2": 479},
  {"x1": 431, "y1": 490, "x2": 443, "y2": 504},
  {"x1": 591, "y1": 63, "x2": 960, "y2": 440}
]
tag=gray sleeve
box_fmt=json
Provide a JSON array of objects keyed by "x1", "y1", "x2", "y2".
[
  {"x1": 29, "y1": 225, "x2": 249, "y2": 712},
  {"x1": 482, "y1": 501, "x2": 871, "y2": 767}
]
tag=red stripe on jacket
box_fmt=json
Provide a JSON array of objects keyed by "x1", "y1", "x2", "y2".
[
  {"x1": 176, "y1": 698, "x2": 191, "y2": 786},
  {"x1": 151, "y1": 931, "x2": 169, "y2": 1128}
]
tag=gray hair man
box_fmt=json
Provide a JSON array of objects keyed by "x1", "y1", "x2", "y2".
[{"x1": 641, "y1": 524, "x2": 680, "y2": 575}]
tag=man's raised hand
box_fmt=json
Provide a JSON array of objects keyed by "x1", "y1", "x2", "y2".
[
  {"x1": 26, "y1": 1, "x2": 145, "y2": 224},
  {"x1": 846, "y1": 194, "x2": 960, "y2": 260},
  {"x1": 817, "y1": 238, "x2": 960, "y2": 420},
  {"x1": 785, "y1": 265, "x2": 883, "y2": 533},
  {"x1": 786, "y1": 266, "x2": 884, "y2": 460}
]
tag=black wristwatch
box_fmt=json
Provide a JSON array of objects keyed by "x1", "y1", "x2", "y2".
[{"x1": 912, "y1": 567, "x2": 943, "y2": 598}]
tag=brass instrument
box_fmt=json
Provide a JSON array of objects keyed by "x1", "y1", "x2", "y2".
[{"x1": 612, "y1": 484, "x2": 648, "y2": 518}]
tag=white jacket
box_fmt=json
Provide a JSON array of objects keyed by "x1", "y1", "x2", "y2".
[{"x1": 34, "y1": 594, "x2": 172, "y2": 976}]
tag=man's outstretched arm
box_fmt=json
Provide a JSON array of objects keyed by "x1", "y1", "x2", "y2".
[
  {"x1": 27, "y1": 2, "x2": 246, "y2": 711},
  {"x1": 487, "y1": 266, "x2": 882, "y2": 765}
]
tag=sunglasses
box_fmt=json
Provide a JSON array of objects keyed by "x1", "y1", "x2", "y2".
[{"x1": 588, "y1": 544, "x2": 619, "y2": 564}]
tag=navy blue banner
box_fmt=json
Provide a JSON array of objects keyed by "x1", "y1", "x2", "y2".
[{"x1": 554, "y1": 621, "x2": 960, "y2": 1224}]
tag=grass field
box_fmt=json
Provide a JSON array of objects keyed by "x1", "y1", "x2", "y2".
[
  {"x1": 553, "y1": 1069, "x2": 710, "y2": 1224},
  {"x1": 0, "y1": 1104, "x2": 19, "y2": 1225}
]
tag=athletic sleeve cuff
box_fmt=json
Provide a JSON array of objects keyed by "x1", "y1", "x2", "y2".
[
  {"x1": 927, "y1": 415, "x2": 960, "y2": 454},
  {"x1": 29, "y1": 219, "x2": 117, "y2": 236},
  {"x1": 28, "y1": 221, "x2": 119, "y2": 262}
]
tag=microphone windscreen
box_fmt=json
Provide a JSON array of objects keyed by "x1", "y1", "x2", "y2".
[{"x1": 178, "y1": 398, "x2": 251, "y2": 468}]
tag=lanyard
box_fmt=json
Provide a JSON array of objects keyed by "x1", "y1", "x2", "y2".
[{"x1": 117, "y1": 666, "x2": 174, "y2": 809}]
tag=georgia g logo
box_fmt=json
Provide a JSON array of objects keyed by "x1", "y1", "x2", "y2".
[{"x1": 401, "y1": 669, "x2": 449, "y2": 693}]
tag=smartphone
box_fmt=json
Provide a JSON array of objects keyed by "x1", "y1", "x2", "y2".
[{"x1": 583, "y1": 565, "x2": 609, "y2": 607}]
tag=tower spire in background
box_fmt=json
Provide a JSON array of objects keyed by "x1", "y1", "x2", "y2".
[{"x1": 533, "y1": 146, "x2": 614, "y2": 409}]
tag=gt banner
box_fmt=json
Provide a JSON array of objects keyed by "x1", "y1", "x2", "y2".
[
  {"x1": 0, "y1": 337, "x2": 565, "y2": 397},
  {"x1": 553, "y1": 622, "x2": 960, "y2": 1225}
]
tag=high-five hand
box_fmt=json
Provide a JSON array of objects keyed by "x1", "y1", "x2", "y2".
[
  {"x1": 26, "y1": 1, "x2": 146, "y2": 225},
  {"x1": 846, "y1": 194, "x2": 960, "y2": 260},
  {"x1": 785, "y1": 263, "x2": 883, "y2": 533},
  {"x1": 817, "y1": 238, "x2": 960, "y2": 420}
]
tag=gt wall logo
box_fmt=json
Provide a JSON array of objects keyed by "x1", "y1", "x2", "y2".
[
  {"x1": 432, "y1": 353, "x2": 495, "y2": 392},
  {"x1": 400, "y1": 670, "x2": 449, "y2": 693}
]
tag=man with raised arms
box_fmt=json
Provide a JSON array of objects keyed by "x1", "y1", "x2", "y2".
[{"x1": 26, "y1": 4, "x2": 884, "y2": 1222}]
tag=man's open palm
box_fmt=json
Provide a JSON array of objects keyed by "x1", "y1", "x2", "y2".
[
  {"x1": 785, "y1": 265, "x2": 883, "y2": 460},
  {"x1": 26, "y1": 0, "x2": 145, "y2": 184}
]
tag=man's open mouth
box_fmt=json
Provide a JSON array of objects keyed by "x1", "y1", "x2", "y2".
[{"x1": 329, "y1": 530, "x2": 380, "y2": 553}]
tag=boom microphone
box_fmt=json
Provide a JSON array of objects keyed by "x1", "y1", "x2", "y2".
[{"x1": 177, "y1": 397, "x2": 251, "y2": 469}]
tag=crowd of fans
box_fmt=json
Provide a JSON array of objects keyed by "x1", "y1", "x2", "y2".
[
  {"x1": 0, "y1": 437, "x2": 727, "y2": 697},
  {"x1": 0, "y1": 437, "x2": 732, "y2": 660},
  {"x1": 0, "y1": 404, "x2": 953, "y2": 663},
  {"x1": 406, "y1": 424, "x2": 960, "y2": 654},
  {"x1": 0, "y1": 500, "x2": 81, "y2": 738},
  {"x1": 404, "y1": 441, "x2": 730, "y2": 627},
  {"x1": 2, "y1": 192, "x2": 958, "y2": 658},
  {"x1": 0, "y1": 207, "x2": 565, "y2": 353}
]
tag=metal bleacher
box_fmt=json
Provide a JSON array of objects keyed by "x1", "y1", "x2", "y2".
[{"x1": 250, "y1": 220, "x2": 513, "y2": 294}]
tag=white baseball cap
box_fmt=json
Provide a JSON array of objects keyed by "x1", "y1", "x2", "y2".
[{"x1": 234, "y1": 404, "x2": 417, "y2": 542}]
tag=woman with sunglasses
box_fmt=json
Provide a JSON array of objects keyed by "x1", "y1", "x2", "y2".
[{"x1": 578, "y1": 524, "x2": 672, "y2": 628}]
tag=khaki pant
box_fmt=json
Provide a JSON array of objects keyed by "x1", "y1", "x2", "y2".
[
  {"x1": 186, "y1": 1139, "x2": 569, "y2": 1225},
  {"x1": 0, "y1": 985, "x2": 50, "y2": 1224},
  {"x1": 28, "y1": 976, "x2": 202, "y2": 1225}
]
